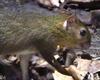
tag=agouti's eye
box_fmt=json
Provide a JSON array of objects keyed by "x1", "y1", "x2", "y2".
[{"x1": 80, "y1": 29, "x2": 87, "y2": 37}]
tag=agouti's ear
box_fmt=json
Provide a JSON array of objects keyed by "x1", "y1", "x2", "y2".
[
  {"x1": 63, "y1": 20, "x2": 68, "y2": 30},
  {"x1": 68, "y1": 16, "x2": 76, "y2": 24}
]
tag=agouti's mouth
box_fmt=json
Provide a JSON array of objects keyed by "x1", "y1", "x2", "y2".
[
  {"x1": 74, "y1": 41, "x2": 91, "y2": 50},
  {"x1": 80, "y1": 42, "x2": 91, "y2": 50}
]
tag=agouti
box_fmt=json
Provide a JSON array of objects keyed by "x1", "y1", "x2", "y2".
[{"x1": 0, "y1": 9, "x2": 91, "y2": 80}]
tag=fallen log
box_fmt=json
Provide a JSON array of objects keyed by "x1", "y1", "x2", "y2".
[
  {"x1": 53, "y1": 58, "x2": 100, "y2": 80},
  {"x1": 53, "y1": 65, "x2": 83, "y2": 80},
  {"x1": 53, "y1": 70, "x2": 74, "y2": 80}
]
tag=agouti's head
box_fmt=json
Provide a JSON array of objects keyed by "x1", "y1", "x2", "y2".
[{"x1": 50, "y1": 14, "x2": 91, "y2": 49}]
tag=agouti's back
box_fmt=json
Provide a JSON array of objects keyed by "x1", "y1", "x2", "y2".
[{"x1": 0, "y1": 10, "x2": 90, "y2": 54}]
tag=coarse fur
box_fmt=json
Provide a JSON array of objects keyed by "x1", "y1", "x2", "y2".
[{"x1": 0, "y1": 9, "x2": 91, "y2": 80}]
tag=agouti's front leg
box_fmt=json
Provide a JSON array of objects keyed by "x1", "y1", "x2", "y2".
[
  {"x1": 20, "y1": 54, "x2": 32, "y2": 80},
  {"x1": 40, "y1": 51, "x2": 71, "y2": 76},
  {"x1": 62, "y1": 49, "x2": 76, "y2": 67},
  {"x1": 56, "y1": 48, "x2": 76, "y2": 67},
  {"x1": 34, "y1": 40, "x2": 71, "y2": 76},
  {"x1": 65, "y1": 52, "x2": 76, "y2": 67}
]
